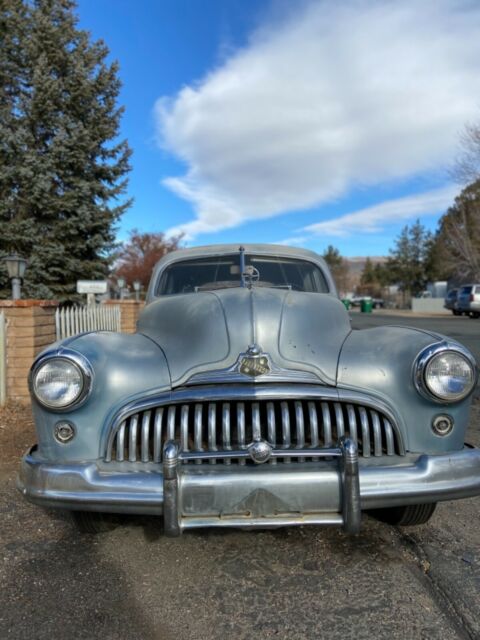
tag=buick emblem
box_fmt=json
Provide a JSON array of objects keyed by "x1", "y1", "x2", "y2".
[
  {"x1": 239, "y1": 355, "x2": 270, "y2": 377},
  {"x1": 248, "y1": 440, "x2": 273, "y2": 464}
]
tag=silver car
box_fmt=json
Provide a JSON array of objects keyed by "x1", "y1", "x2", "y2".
[
  {"x1": 457, "y1": 284, "x2": 480, "y2": 318},
  {"x1": 18, "y1": 245, "x2": 480, "y2": 535}
]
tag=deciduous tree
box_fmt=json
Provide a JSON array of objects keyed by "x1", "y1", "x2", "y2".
[
  {"x1": 114, "y1": 230, "x2": 183, "y2": 291},
  {"x1": 433, "y1": 181, "x2": 480, "y2": 282}
]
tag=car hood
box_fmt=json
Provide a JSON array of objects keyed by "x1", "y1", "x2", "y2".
[{"x1": 137, "y1": 287, "x2": 351, "y2": 387}]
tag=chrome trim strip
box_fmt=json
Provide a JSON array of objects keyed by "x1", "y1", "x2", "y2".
[
  {"x1": 194, "y1": 404, "x2": 203, "y2": 464},
  {"x1": 153, "y1": 408, "x2": 163, "y2": 463},
  {"x1": 116, "y1": 422, "x2": 125, "y2": 462},
  {"x1": 295, "y1": 401, "x2": 305, "y2": 462},
  {"x1": 359, "y1": 407, "x2": 370, "y2": 458},
  {"x1": 179, "y1": 445, "x2": 343, "y2": 462},
  {"x1": 237, "y1": 402, "x2": 246, "y2": 465},
  {"x1": 334, "y1": 402, "x2": 344, "y2": 439},
  {"x1": 222, "y1": 403, "x2": 231, "y2": 465},
  {"x1": 347, "y1": 404, "x2": 357, "y2": 444},
  {"x1": 281, "y1": 401, "x2": 291, "y2": 463},
  {"x1": 322, "y1": 402, "x2": 332, "y2": 447},
  {"x1": 128, "y1": 415, "x2": 138, "y2": 462},
  {"x1": 371, "y1": 411, "x2": 382, "y2": 457},
  {"x1": 208, "y1": 403, "x2": 217, "y2": 465},
  {"x1": 141, "y1": 411, "x2": 151, "y2": 462},
  {"x1": 384, "y1": 419, "x2": 395, "y2": 456}
]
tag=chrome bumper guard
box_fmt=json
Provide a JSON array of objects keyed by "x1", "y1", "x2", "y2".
[{"x1": 162, "y1": 437, "x2": 361, "y2": 536}]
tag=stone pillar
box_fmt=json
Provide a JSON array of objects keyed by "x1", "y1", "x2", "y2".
[
  {"x1": 0, "y1": 300, "x2": 59, "y2": 404},
  {"x1": 105, "y1": 299, "x2": 145, "y2": 334}
]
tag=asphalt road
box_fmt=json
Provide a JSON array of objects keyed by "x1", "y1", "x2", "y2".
[{"x1": 1, "y1": 313, "x2": 479, "y2": 640}]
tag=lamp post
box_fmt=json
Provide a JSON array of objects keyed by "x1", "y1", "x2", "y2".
[
  {"x1": 117, "y1": 276, "x2": 125, "y2": 300},
  {"x1": 4, "y1": 254, "x2": 27, "y2": 300},
  {"x1": 133, "y1": 280, "x2": 141, "y2": 302}
]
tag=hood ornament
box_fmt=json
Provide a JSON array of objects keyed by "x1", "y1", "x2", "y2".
[{"x1": 239, "y1": 344, "x2": 271, "y2": 377}]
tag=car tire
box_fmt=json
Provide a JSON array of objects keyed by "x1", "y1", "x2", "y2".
[
  {"x1": 71, "y1": 511, "x2": 118, "y2": 534},
  {"x1": 452, "y1": 310, "x2": 460, "y2": 316},
  {"x1": 369, "y1": 503, "x2": 436, "y2": 526}
]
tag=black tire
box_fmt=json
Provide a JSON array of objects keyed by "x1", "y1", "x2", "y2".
[
  {"x1": 369, "y1": 503, "x2": 436, "y2": 526},
  {"x1": 469, "y1": 312, "x2": 480, "y2": 319},
  {"x1": 71, "y1": 511, "x2": 118, "y2": 534},
  {"x1": 452, "y1": 310, "x2": 460, "y2": 316}
]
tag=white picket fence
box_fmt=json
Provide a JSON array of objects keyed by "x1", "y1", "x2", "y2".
[{"x1": 55, "y1": 305, "x2": 121, "y2": 340}]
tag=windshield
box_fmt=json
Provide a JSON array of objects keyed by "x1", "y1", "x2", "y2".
[{"x1": 156, "y1": 253, "x2": 329, "y2": 295}]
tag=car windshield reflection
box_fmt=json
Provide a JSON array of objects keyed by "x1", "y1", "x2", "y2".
[{"x1": 156, "y1": 253, "x2": 329, "y2": 295}]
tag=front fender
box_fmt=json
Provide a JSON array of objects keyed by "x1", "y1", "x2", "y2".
[
  {"x1": 337, "y1": 326, "x2": 473, "y2": 454},
  {"x1": 30, "y1": 332, "x2": 171, "y2": 462}
]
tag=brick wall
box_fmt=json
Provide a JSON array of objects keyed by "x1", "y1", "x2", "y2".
[
  {"x1": 106, "y1": 300, "x2": 145, "y2": 333},
  {"x1": 0, "y1": 298, "x2": 145, "y2": 405},
  {"x1": 0, "y1": 300, "x2": 59, "y2": 404}
]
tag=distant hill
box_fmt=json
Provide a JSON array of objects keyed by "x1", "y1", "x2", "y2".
[
  {"x1": 344, "y1": 256, "x2": 388, "y2": 290},
  {"x1": 345, "y1": 256, "x2": 387, "y2": 273}
]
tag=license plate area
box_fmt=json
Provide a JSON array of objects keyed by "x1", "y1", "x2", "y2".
[{"x1": 163, "y1": 439, "x2": 360, "y2": 534}]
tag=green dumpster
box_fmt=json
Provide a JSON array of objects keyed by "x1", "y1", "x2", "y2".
[
  {"x1": 360, "y1": 298, "x2": 373, "y2": 313},
  {"x1": 341, "y1": 299, "x2": 351, "y2": 310}
]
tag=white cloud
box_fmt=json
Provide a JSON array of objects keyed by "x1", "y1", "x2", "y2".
[
  {"x1": 156, "y1": 0, "x2": 480, "y2": 239},
  {"x1": 300, "y1": 185, "x2": 458, "y2": 238}
]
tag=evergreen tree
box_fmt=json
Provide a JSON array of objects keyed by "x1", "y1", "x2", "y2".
[
  {"x1": 386, "y1": 220, "x2": 433, "y2": 297},
  {"x1": 0, "y1": 0, "x2": 132, "y2": 299},
  {"x1": 360, "y1": 257, "x2": 376, "y2": 286},
  {"x1": 322, "y1": 245, "x2": 349, "y2": 294}
]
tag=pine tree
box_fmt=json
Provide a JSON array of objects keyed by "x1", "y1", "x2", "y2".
[
  {"x1": 322, "y1": 245, "x2": 349, "y2": 294},
  {"x1": 0, "y1": 0, "x2": 132, "y2": 299},
  {"x1": 386, "y1": 220, "x2": 433, "y2": 297}
]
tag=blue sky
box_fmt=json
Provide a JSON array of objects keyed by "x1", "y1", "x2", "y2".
[{"x1": 77, "y1": 0, "x2": 480, "y2": 257}]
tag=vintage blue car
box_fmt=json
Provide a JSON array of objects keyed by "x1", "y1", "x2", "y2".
[{"x1": 18, "y1": 244, "x2": 480, "y2": 534}]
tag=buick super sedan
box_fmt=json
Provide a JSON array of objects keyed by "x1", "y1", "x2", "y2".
[{"x1": 18, "y1": 244, "x2": 480, "y2": 534}]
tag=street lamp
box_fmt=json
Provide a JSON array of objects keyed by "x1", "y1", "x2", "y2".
[
  {"x1": 133, "y1": 280, "x2": 141, "y2": 302},
  {"x1": 4, "y1": 254, "x2": 27, "y2": 300},
  {"x1": 117, "y1": 276, "x2": 125, "y2": 300}
]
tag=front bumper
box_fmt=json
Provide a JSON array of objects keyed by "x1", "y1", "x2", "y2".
[{"x1": 18, "y1": 444, "x2": 480, "y2": 534}]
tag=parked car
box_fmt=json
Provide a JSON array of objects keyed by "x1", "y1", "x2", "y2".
[
  {"x1": 457, "y1": 284, "x2": 480, "y2": 318},
  {"x1": 444, "y1": 288, "x2": 460, "y2": 315},
  {"x1": 18, "y1": 245, "x2": 479, "y2": 535}
]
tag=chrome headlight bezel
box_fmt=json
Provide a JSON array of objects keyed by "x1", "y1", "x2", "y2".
[
  {"x1": 29, "y1": 349, "x2": 93, "y2": 411},
  {"x1": 414, "y1": 342, "x2": 477, "y2": 403}
]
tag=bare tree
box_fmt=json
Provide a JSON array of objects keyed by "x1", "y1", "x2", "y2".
[
  {"x1": 453, "y1": 121, "x2": 480, "y2": 185},
  {"x1": 434, "y1": 182, "x2": 480, "y2": 282}
]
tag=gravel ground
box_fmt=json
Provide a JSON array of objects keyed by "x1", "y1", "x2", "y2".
[{"x1": 0, "y1": 400, "x2": 479, "y2": 640}]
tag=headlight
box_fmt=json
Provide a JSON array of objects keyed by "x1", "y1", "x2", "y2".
[
  {"x1": 31, "y1": 355, "x2": 92, "y2": 409},
  {"x1": 415, "y1": 345, "x2": 476, "y2": 402}
]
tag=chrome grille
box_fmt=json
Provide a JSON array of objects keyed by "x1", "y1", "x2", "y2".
[{"x1": 105, "y1": 398, "x2": 402, "y2": 464}]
